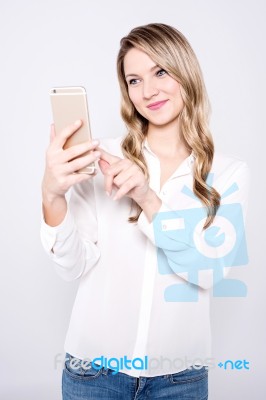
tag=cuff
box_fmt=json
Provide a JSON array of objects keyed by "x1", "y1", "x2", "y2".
[
  {"x1": 137, "y1": 202, "x2": 172, "y2": 244},
  {"x1": 40, "y1": 207, "x2": 75, "y2": 254}
]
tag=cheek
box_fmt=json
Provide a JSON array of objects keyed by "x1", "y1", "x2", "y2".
[
  {"x1": 168, "y1": 82, "x2": 184, "y2": 107},
  {"x1": 128, "y1": 88, "x2": 141, "y2": 107},
  {"x1": 166, "y1": 80, "x2": 182, "y2": 96}
]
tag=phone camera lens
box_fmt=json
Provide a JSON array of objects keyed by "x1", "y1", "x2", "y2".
[{"x1": 53, "y1": 89, "x2": 56, "y2": 93}]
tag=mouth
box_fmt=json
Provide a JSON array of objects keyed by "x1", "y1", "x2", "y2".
[{"x1": 147, "y1": 100, "x2": 168, "y2": 110}]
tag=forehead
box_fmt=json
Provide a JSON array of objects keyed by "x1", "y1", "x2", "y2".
[{"x1": 123, "y1": 47, "x2": 156, "y2": 75}]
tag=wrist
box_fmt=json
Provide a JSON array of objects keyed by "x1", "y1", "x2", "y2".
[
  {"x1": 137, "y1": 188, "x2": 157, "y2": 207},
  {"x1": 137, "y1": 188, "x2": 162, "y2": 223},
  {"x1": 42, "y1": 193, "x2": 67, "y2": 227},
  {"x1": 42, "y1": 189, "x2": 65, "y2": 206}
]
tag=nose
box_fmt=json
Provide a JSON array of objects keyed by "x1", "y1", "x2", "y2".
[{"x1": 142, "y1": 79, "x2": 159, "y2": 99}]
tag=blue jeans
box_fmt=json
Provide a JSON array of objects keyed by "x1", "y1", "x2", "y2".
[{"x1": 62, "y1": 352, "x2": 208, "y2": 399}]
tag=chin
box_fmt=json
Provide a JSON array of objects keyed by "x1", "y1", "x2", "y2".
[{"x1": 149, "y1": 116, "x2": 178, "y2": 127}]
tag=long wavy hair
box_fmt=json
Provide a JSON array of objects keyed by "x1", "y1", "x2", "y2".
[{"x1": 117, "y1": 23, "x2": 220, "y2": 229}]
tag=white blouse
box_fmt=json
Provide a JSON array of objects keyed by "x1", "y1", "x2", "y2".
[{"x1": 40, "y1": 136, "x2": 249, "y2": 377}]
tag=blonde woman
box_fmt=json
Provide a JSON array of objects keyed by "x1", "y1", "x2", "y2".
[{"x1": 41, "y1": 23, "x2": 249, "y2": 399}]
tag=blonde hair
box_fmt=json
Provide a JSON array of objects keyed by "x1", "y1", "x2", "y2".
[{"x1": 117, "y1": 23, "x2": 220, "y2": 229}]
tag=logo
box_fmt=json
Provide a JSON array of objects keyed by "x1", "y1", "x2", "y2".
[
  {"x1": 217, "y1": 359, "x2": 250, "y2": 370},
  {"x1": 54, "y1": 353, "x2": 250, "y2": 373},
  {"x1": 57, "y1": 354, "x2": 148, "y2": 375},
  {"x1": 153, "y1": 174, "x2": 248, "y2": 301}
]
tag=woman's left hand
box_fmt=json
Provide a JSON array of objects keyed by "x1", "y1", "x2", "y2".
[{"x1": 97, "y1": 148, "x2": 151, "y2": 205}]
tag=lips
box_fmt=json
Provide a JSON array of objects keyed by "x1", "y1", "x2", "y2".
[{"x1": 147, "y1": 100, "x2": 168, "y2": 110}]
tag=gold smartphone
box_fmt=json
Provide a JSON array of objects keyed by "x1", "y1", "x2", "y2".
[{"x1": 50, "y1": 86, "x2": 96, "y2": 174}]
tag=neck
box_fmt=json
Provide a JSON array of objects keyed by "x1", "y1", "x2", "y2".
[{"x1": 146, "y1": 119, "x2": 190, "y2": 159}]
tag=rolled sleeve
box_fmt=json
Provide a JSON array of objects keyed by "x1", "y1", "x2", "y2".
[
  {"x1": 40, "y1": 207, "x2": 75, "y2": 255},
  {"x1": 40, "y1": 180, "x2": 101, "y2": 281},
  {"x1": 137, "y1": 161, "x2": 250, "y2": 291},
  {"x1": 137, "y1": 203, "x2": 171, "y2": 244}
]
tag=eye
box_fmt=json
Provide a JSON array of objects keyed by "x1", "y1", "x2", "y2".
[
  {"x1": 128, "y1": 78, "x2": 140, "y2": 85},
  {"x1": 156, "y1": 69, "x2": 167, "y2": 77}
]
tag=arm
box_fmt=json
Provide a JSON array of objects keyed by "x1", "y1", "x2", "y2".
[
  {"x1": 138, "y1": 161, "x2": 250, "y2": 291},
  {"x1": 96, "y1": 148, "x2": 250, "y2": 291},
  {"x1": 40, "y1": 121, "x2": 101, "y2": 281},
  {"x1": 41, "y1": 180, "x2": 100, "y2": 281}
]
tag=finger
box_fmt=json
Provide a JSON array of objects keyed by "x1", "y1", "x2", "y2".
[
  {"x1": 104, "y1": 159, "x2": 132, "y2": 180},
  {"x1": 100, "y1": 160, "x2": 128, "y2": 195},
  {"x1": 97, "y1": 147, "x2": 121, "y2": 166},
  {"x1": 100, "y1": 165, "x2": 116, "y2": 195},
  {"x1": 113, "y1": 164, "x2": 138, "y2": 187},
  {"x1": 52, "y1": 119, "x2": 83, "y2": 149},
  {"x1": 98, "y1": 159, "x2": 111, "y2": 175},
  {"x1": 98, "y1": 160, "x2": 115, "y2": 195},
  {"x1": 113, "y1": 178, "x2": 138, "y2": 201},
  {"x1": 62, "y1": 139, "x2": 100, "y2": 163},
  {"x1": 66, "y1": 151, "x2": 101, "y2": 174},
  {"x1": 67, "y1": 168, "x2": 97, "y2": 186}
]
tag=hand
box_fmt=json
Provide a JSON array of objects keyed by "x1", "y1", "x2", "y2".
[
  {"x1": 98, "y1": 147, "x2": 162, "y2": 222},
  {"x1": 98, "y1": 148, "x2": 161, "y2": 214},
  {"x1": 42, "y1": 120, "x2": 101, "y2": 202},
  {"x1": 97, "y1": 148, "x2": 151, "y2": 205}
]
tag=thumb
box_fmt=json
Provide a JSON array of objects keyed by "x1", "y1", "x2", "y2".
[
  {"x1": 50, "y1": 124, "x2": 56, "y2": 143},
  {"x1": 97, "y1": 147, "x2": 121, "y2": 165},
  {"x1": 98, "y1": 159, "x2": 111, "y2": 175}
]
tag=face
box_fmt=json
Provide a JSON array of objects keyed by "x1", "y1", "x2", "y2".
[{"x1": 123, "y1": 47, "x2": 184, "y2": 128}]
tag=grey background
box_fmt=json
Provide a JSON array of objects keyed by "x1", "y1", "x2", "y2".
[{"x1": 0, "y1": 0, "x2": 265, "y2": 399}]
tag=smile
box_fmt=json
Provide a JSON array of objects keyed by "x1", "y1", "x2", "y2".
[{"x1": 147, "y1": 100, "x2": 168, "y2": 110}]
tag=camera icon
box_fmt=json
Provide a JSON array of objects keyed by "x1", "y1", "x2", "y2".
[{"x1": 152, "y1": 177, "x2": 248, "y2": 301}]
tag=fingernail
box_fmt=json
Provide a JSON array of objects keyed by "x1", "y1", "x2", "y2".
[
  {"x1": 105, "y1": 191, "x2": 110, "y2": 197},
  {"x1": 91, "y1": 140, "x2": 100, "y2": 146},
  {"x1": 75, "y1": 119, "x2": 81, "y2": 126},
  {"x1": 94, "y1": 151, "x2": 101, "y2": 158}
]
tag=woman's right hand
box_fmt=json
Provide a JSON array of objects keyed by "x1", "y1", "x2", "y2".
[{"x1": 41, "y1": 120, "x2": 100, "y2": 226}]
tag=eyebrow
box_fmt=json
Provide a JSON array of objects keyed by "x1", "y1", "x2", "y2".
[{"x1": 125, "y1": 64, "x2": 159, "y2": 79}]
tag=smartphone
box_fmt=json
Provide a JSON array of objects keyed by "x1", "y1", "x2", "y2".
[{"x1": 50, "y1": 86, "x2": 96, "y2": 174}]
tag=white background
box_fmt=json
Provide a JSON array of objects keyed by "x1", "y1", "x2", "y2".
[{"x1": 0, "y1": 0, "x2": 265, "y2": 399}]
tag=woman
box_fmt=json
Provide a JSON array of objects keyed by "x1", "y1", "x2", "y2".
[{"x1": 41, "y1": 23, "x2": 249, "y2": 399}]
